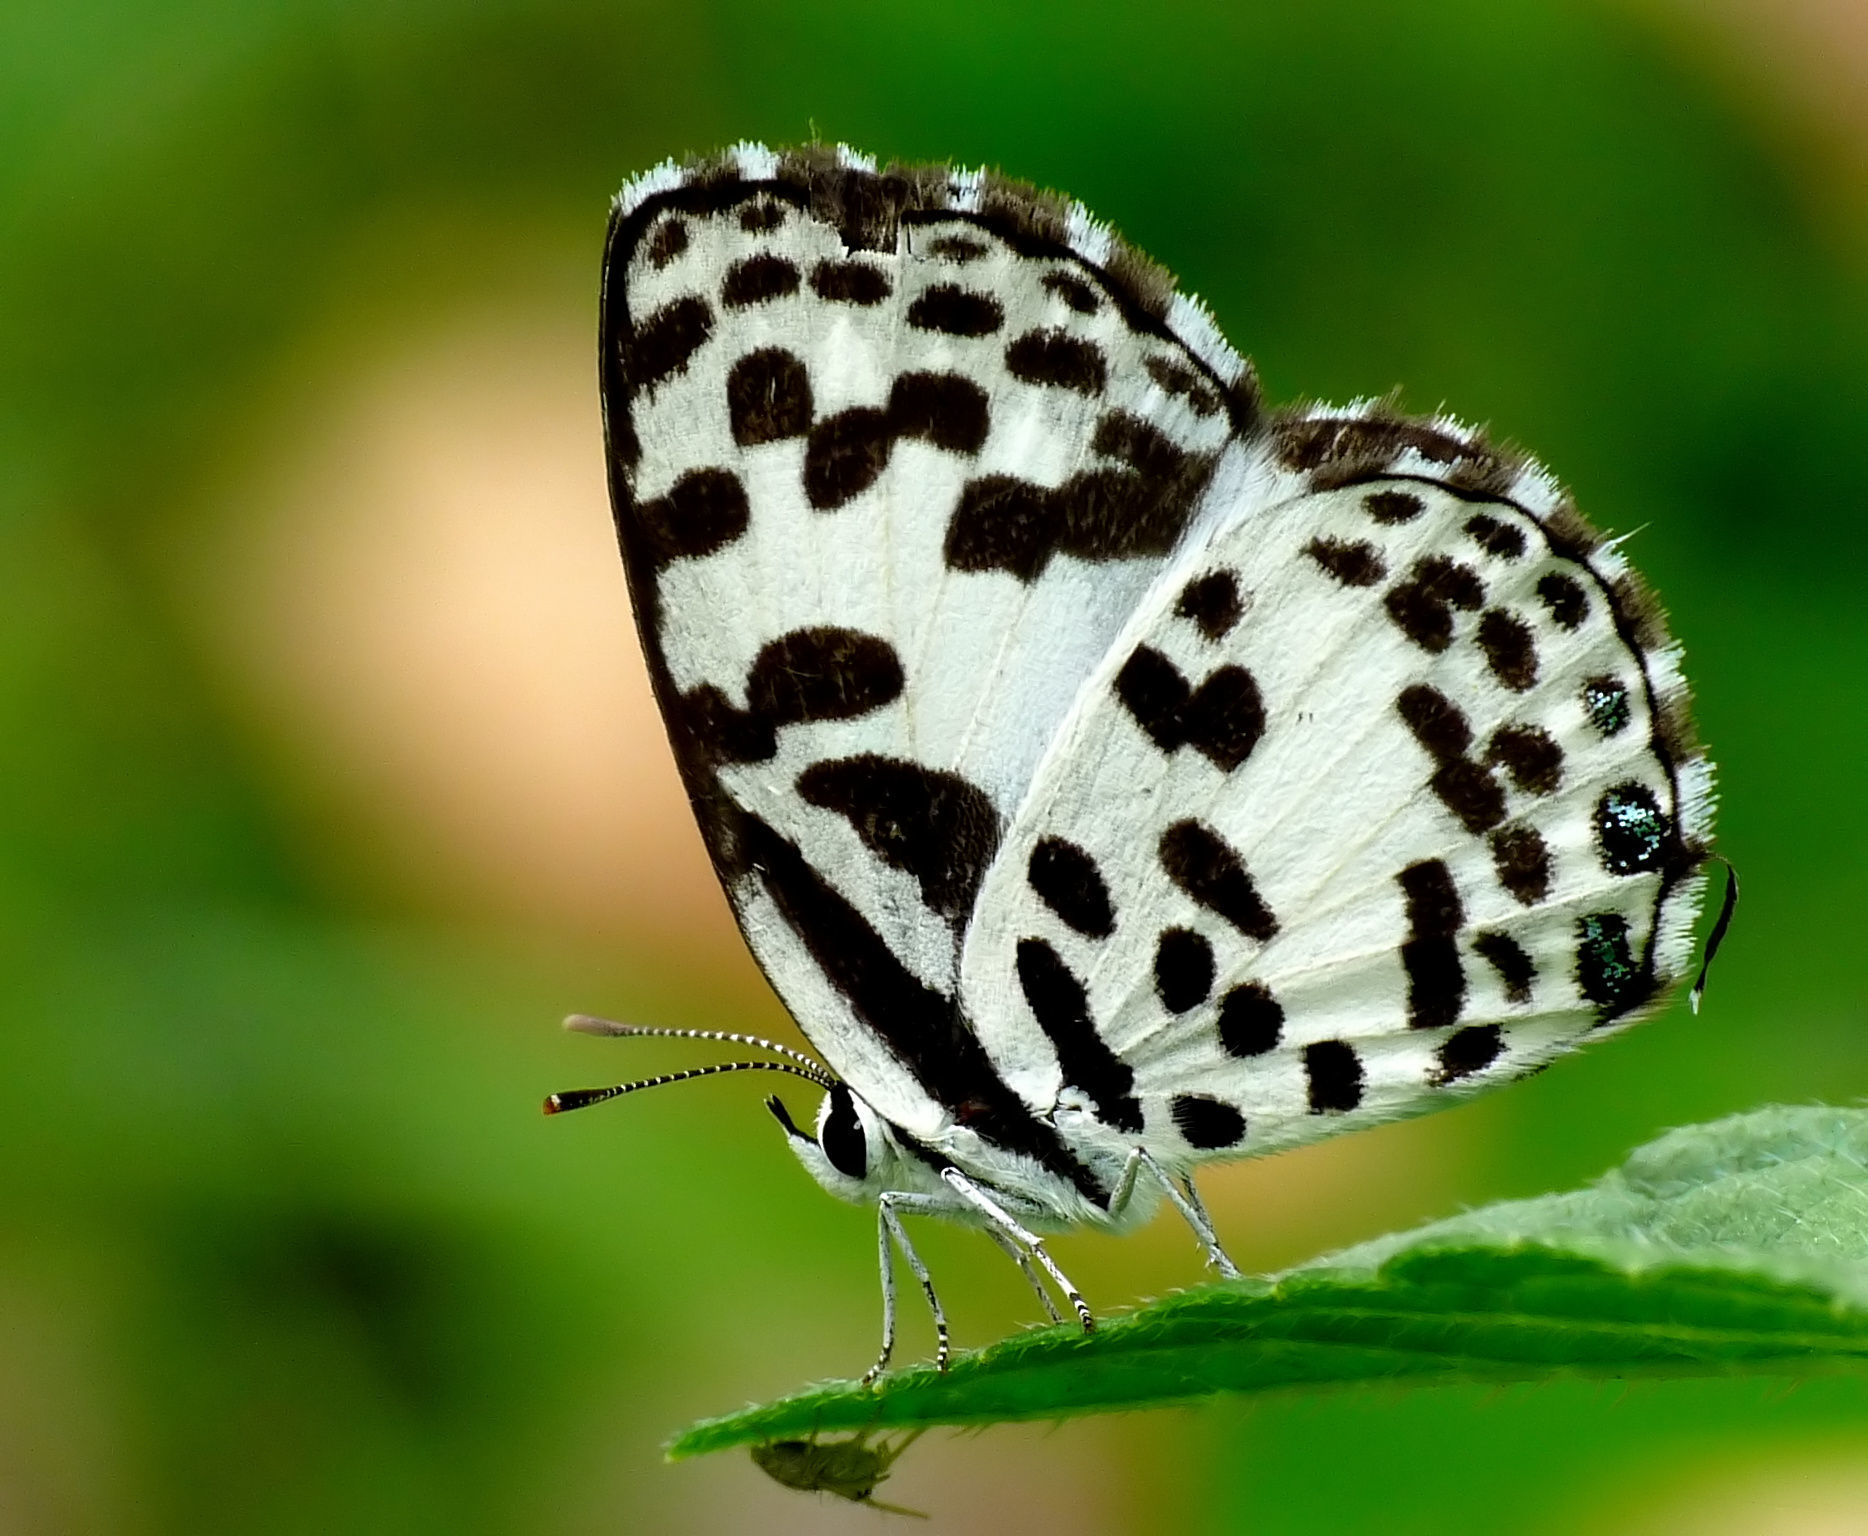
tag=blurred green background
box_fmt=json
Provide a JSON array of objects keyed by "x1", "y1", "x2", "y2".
[{"x1": 5, "y1": 0, "x2": 1867, "y2": 1530}]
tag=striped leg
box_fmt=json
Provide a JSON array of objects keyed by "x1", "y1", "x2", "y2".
[
  {"x1": 939, "y1": 1168, "x2": 1094, "y2": 1332},
  {"x1": 1107, "y1": 1148, "x2": 1241, "y2": 1278},
  {"x1": 984, "y1": 1223, "x2": 1065, "y2": 1324},
  {"x1": 864, "y1": 1192, "x2": 950, "y2": 1384}
]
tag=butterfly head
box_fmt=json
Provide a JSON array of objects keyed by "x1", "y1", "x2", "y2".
[
  {"x1": 546, "y1": 1017, "x2": 899, "y2": 1202},
  {"x1": 767, "y1": 1084, "x2": 902, "y2": 1205}
]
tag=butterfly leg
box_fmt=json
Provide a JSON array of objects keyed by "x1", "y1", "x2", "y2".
[
  {"x1": 1107, "y1": 1149, "x2": 1241, "y2": 1278},
  {"x1": 1171, "y1": 1167, "x2": 1241, "y2": 1279},
  {"x1": 867, "y1": 1202, "x2": 897, "y2": 1384},
  {"x1": 865, "y1": 1192, "x2": 949, "y2": 1384},
  {"x1": 939, "y1": 1168, "x2": 1094, "y2": 1333},
  {"x1": 984, "y1": 1224, "x2": 1065, "y2": 1324}
]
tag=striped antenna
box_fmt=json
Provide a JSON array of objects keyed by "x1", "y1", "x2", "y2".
[
  {"x1": 544, "y1": 1057, "x2": 835, "y2": 1116},
  {"x1": 563, "y1": 1014, "x2": 831, "y2": 1078}
]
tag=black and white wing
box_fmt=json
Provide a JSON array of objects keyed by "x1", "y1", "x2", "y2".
[
  {"x1": 600, "y1": 143, "x2": 1251, "y2": 1167},
  {"x1": 601, "y1": 143, "x2": 1713, "y2": 1208},
  {"x1": 958, "y1": 407, "x2": 1712, "y2": 1168}
]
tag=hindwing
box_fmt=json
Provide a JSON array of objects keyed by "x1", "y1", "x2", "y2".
[{"x1": 958, "y1": 407, "x2": 1711, "y2": 1165}]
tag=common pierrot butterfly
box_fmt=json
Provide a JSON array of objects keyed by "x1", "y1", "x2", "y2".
[{"x1": 546, "y1": 142, "x2": 1720, "y2": 1380}]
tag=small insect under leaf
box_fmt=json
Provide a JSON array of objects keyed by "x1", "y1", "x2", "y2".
[{"x1": 750, "y1": 1427, "x2": 926, "y2": 1515}]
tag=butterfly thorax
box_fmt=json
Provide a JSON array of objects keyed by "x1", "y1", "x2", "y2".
[{"x1": 772, "y1": 1080, "x2": 1167, "y2": 1233}]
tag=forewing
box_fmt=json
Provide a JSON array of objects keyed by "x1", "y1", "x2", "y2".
[
  {"x1": 601, "y1": 144, "x2": 1252, "y2": 1134},
  {"x1": 959, "y1": 408, "x2": 1713, "y2": 1164}
]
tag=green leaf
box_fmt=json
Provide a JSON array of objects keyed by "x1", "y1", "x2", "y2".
[{"x1": 669, "y1": 1105, "x2": 1868, "y2": 1458}]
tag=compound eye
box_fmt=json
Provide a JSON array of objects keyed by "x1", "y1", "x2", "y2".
[{"x1": 821, "y1": 1084, "x2": 868, "y2": 1180}]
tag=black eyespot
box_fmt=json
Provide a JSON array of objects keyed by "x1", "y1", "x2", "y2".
[{"x1": 821, "y1": 1084, "x2": 868, "y2": 1179}]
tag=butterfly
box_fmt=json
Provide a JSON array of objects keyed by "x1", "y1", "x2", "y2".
[{"x1": 546, "y1": 141, "x2": 1719, "y2": 1381}]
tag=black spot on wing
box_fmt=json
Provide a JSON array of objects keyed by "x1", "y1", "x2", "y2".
[
  {"x1": 1114, "y1": 648, "x2": 1265, "y2": 772},
  {"x1": 1397, "y1": 686, "x2": 1505, "y2": 834},
  {"x1": 908, "y1": 285, "x2": 1004, "y2": 336},
  {"x1": 1175, "y1": 571, "x2": 1244, "y2": 640},
  {"x1": 797, "y1": 756, "x2": 1000, "y2": 921},
  {"x1": 680, "y1": 627, "x2": 905, "y2": 766},
  {"x1": 1487, "y1": 725, "x2": 1563, "y2": 796},
  {"x1": 1473, "y1": 930, "x2": 1535, "y2": 1004},
  {"x1": 727, "y1": 348, "x2": 814, "y2": 446},
  {"x1": 1436, "y1": 1025, "x2": 1503, "y2": 1084},
  {"x1": 1160, "y1": 821, "x2": 1277, "y2": 940},
  {"x1": 627, "y1": 295, "x2": 713, "y2": 396},
  {"x1": 1399, "y1": 860, "x2": 1464, "y2": 1031},
  {"x1": 1477, "y1": 609, "x2": 1538, "y2": 691},
  {"x1": 1583, "y1": 676, "x2": 1632, "y2": 737},
  {"x1": 1217, "y1": 981, "x2": 1282, "y2": 1057},
  {"x1": 1027, "y1": 837, "x2": 1116, "y2": 938},
  {"x1": 1490, "y1": 822, "x2": 1552, "y2": 906},
  {"x1": 803, "y1": 407, "x2": 893, "y2": 509},
  {"x1": 810, "y1": 260, "x2": 892, "y2": 305},
  {"x1": 646, "y1": 217, "x2": 687, "y2": 269},
  {"x1": 928, "y1": 234, "x2": 989, "y2": 262},
  {"x1": 1364, "y1": 489, "x2": 1424, "y2": 524},
  {"x1": 799, "y1": 375, "x2": 989, "y2": 510},
  {"x1": 1304, "y1": 1040, "x2": 1364, "y2": 1112},
  {"x1": 1153, "y1": 927, "x2": 1214, "y2": 1013},
  {"x1": 1042, "y1": 270, "x2": 1099, "y2": 313},
  {"x1": 737, "y1": 812, "x2": 1106, "y2": 1204},
  {"x1": 1015, "y1": 939, "x2": 1142, "y2": 1133},
  {"x1": 1595, "y1": 783, "x2": 1671, "y2": 876},
  {"x1": 1433, "y1": 762, "x2": 1508, "y2": 835},
  {"x1": 943, "y1": 411, "x2": 1214, "y2": 580},
  {"x1": 1077, "y1": 410, "x2": 1218, "y2": 554},
  {"x1": 1464, "y1": 513, "x2": 1525, "y2": 559},
  {"x1": 722, "y1": 253, "x2": 801, "y2": 308},
  {"x1": 1306, "y1": 537, "x2": 1386, "y2": 587},
  {"x1": 1385, "y1": 556, "x2": 1485, "y2": 653},
  {"x1": 738, "y1": 200, "x2": 787, "y2": 233},
  {"x1": 1144, "y1": 356, "x2": 1221, "y2": 417},
  {"x1": 942, "y1": 476, "x2": 1052, "y2": 578},
  {"x1": 1005, "y1": 329, "x2": 1107, "y2": 394},
  {"x1": 1397, "y1": 684, "x2": 1473, "y2": 763},
  {"x1": 1576, "y1": 911, "x2": 1653, "y2": 1022},
  {"x1": 1171, "y1": 1095, "x2": 1245, "y2": 1150},
  {"x1": 634, "y1": 467, "x2": 750, "y2": 566},
  {"x1": 750, "y1": 628, "x2": 904, "y2": 728},
  {"x1": 1536, "y1": 572, "x2": 1589, "y2": 630},
  {"x1": 889, "y1": 372, "x2": 990, "y2": 453}
]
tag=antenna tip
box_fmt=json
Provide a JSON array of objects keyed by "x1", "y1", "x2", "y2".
[{"x1": 543, "y1": 1085, "x2": 618, "y2": 1114}]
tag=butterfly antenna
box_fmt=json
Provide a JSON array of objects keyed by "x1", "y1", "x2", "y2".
[
  {"x1": 544, "y1": 1058, "x2": 835, "y2": 1116},
  {"x1": 1689, "y1": 857, "x2": 1740, "y2": 1015},
  {"x1": 562, "y1": 1014, "x2": 830, "y2": 1077}
]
